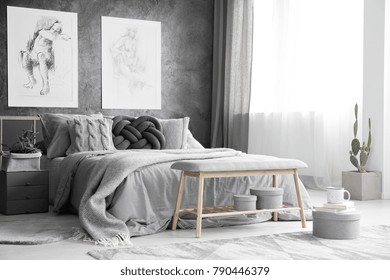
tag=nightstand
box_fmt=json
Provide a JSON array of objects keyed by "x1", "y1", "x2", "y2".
[{"x1": 0, "y1": 170, "x2": 49, "y2": 215}]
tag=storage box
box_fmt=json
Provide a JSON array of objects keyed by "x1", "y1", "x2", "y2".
[
  {"x1": 250, "y1": 187, "x2": 283, "y2": 209},
  {"x1": 233, "y1": 195, "x2": 257, "y2": 211},
  {"x1": 312, "y1": 210, "x2": 361, "y2": 239},
  {"x1": 1, "y1": 152, "x2": 42, "y2": 172}
]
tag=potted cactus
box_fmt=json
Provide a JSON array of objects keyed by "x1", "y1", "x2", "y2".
[
  {"x1": 1, "y1": 128, "x2": 42, "y2": 172},
  {"x1": 342, "y1": 104, "x2": 381, "y2": 200},
  {"x1": 349, "y1": 103, "x2": 371, "y2": 172}
]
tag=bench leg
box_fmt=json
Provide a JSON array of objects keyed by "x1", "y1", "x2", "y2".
[
  {"x1": 195, "y1": 173, "x2": 204, "y2": 238},
  {"x1": 272, "y1": 175, "x2": 278, "y2": 221},
  {"x1": 293, "y1": 169, "x2": 306, "y2": 228},
  {"x1": 172, "y1": 171, "x2": 186, "y2": 231}
]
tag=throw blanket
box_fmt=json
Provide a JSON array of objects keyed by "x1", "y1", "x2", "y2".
[{"x1": 54, "y1": 148, "x2": 242, "y2": 246}]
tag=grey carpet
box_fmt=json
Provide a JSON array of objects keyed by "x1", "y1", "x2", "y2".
[
  {"x1": 0, "y1": 212, "x2": 79, "y2": 245},
  {"x1": 88, "y1": 225, "x2": 390, "y2": 260}
]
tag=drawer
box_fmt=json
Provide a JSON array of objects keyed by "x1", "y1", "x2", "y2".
[
  {"x1": 2, "y1": 199, "x2": 48, "y2": 215},
  {"x1": 7, "y1": 185, "x2": 48, "y2": 200},
  {"x1": 4, "y1": 171, "x2": 48, "y2": 187}
]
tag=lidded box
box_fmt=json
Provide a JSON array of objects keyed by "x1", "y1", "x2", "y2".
[
  {"x1": 312, "y1": 210, "x2": 361, "y2": 239},
  {"x1": 250, "y1": 187, "x2": 283, "y2": 209},
  {"x1": 233, "y1": 195, "x2": 257, "y2": 211}
]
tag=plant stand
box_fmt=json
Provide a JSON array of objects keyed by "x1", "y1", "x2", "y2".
[{"x1": 342, "y1": 171, "x2": 381, "y2": 200}]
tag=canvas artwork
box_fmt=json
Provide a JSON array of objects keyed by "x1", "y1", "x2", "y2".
[
  {"x1": 7, "y1": 6, "x2": 78, "y2": 108},
  {"x1": 102, "y1": 16, "x2": 161, "y2": 109}
]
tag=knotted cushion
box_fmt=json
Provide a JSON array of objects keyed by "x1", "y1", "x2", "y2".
[{"x1": 112, "y1": 115, "x2": 166, "y2": 150}]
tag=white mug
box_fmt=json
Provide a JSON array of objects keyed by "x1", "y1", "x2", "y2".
[{"x1": 327, "y1": 187, "x2": 350, "y2": 204}]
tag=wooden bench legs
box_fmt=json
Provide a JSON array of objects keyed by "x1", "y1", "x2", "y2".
[
  {"x1": 172, "y1": 169, "x2": 307, "y2": 238},
  {"x1": 171, "y1": 171, "x2": 185, "y2": 231},
  {"x1": 293, "y1": 170, "x2": 307, "y2": 228},
  {"x1": 195, "y1": 173, "x2": 204, "y2": 238},
  {"x1": 172, "y1": 171, "x2": 205, "y2": 238}
]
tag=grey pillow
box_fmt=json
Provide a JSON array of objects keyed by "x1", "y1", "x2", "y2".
[
  {"x1": 38, "y1": 113, "x2": 103, "y2": 158},
  {"x1": 159, "y1": 117, "x2": 190, "y2": 149},
  {"x1": 66, "y1": 118, "x2": 115, "y2": 155}
]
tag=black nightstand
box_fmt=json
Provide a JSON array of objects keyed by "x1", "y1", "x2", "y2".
[{"x1": 0, "y1": 170, "x2": 49, "y2": 215}]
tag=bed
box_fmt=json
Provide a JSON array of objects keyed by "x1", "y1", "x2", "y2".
[{"x1": 1, "y1": 114, "x2": 313, "y2": 246}]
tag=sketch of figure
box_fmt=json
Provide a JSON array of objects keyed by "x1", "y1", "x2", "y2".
[
  {"x1": 110, "y1": 27, "x2": 147, "y2": 91},
  {"x1": 20, "y1": 17, "x2": 71, "y2": 95}
]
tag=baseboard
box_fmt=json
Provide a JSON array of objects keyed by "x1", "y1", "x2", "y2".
[{"x1": 381, "y1": 192, "x2": 390, "y2": 200}]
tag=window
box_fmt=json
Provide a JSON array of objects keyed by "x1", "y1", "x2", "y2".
[{"x1": 250, "y1": 0, "x2": 363, "y2": 113}]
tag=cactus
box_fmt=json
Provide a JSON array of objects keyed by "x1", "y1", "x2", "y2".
[{"x1": 349, "y1": 103, "x2": 371, "y2": 172}]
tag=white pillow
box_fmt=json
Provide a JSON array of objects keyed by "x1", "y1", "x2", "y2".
[
  {"x1": 186, "y1": 130, "x2": 204, "y2": 149},
  {"x1": 159, "y1": 117, "x2": 189, "y2": 149}
]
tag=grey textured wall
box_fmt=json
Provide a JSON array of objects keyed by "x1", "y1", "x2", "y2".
[{"x1": 0, "y1": 0, "x2": 214, "y2": 147}]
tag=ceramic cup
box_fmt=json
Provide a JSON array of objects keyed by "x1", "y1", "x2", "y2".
[{"x1": 327, "y1": 187, "x2": 350, "y2": 204}]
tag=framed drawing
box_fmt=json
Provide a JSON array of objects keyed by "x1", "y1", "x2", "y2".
[
  {"x1": 102, "y1": 16, "x2": 161, "y2": 109},
  {"x1": 7, "y1": 6, "x2": 78, "y2": 108}
]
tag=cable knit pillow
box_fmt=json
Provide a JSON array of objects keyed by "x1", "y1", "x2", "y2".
[
  {"x1": 66, "y1": 118, "x2": 115, "y2": 155},
  {"x1": 38, "y1": 113, "x2": 103, "y2": 158}
]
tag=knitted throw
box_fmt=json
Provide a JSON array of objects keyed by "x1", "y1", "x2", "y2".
[{"x1": 53, "y1": 149, "x2": 242, "y2": 246}]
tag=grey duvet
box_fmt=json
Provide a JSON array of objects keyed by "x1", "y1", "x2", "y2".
[{"x1": 54, "y1": 148, "x2": 312, "y2": 246}]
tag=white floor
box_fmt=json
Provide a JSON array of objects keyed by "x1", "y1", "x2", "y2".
[{"x1": 1, "y1": 189, "x2": 390, "y2": 260}]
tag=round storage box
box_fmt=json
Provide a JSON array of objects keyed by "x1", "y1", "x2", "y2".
[
  {"x1": 312, "y1": 210, "x2": 361, "y2": 239},
  {"x1": 250, "y1": 187, "x2": 283, "y2": 209},
  {"x1": 233, "y1": 195, "x2": 257, "y2": 211}
]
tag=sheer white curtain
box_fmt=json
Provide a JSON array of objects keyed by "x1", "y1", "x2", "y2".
[{"x1": 248, "y1": 0, "x2": 364, "y2": 188}]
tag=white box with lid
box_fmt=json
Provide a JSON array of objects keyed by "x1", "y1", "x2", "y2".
[
  {"x1": 233, "y1": 195, "x2": 257, "y2": 211},
  {"x1": 250, "y1": 187, "x2": 283, "y2": 209},
  {"x1": 312, "y1": 210, "x2": 361, "y2": 239}
]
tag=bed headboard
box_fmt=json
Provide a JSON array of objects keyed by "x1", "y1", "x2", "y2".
[{"x1": 0, "y1": 116, "x2": 42, "y2": 154}]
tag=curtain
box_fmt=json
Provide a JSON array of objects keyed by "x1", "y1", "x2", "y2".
[
  {"x1": 210, "y1": 0, "x2": 254, "y2": 152},
  {"x1": 248, "y1": 0, "x2": 364, "y2": 188}
]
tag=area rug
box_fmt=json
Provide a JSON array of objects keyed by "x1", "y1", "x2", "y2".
[
  {"x1": 88, "y1": 225, "x2": 390, "y2": 260},
  {"x1": 0, "y1": 212, "x2": 79, "y2": 245}
]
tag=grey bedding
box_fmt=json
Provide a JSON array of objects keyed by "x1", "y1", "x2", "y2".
[{"x1": 54, "y1": 148, "x2": 312, "y2": 245}]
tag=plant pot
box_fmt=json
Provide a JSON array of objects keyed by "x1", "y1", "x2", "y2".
[
  {"x1": 1, "y1": 152, "x2": 42, "y2": 172},
  {"x1": 342, "y1": 171, "x2": 381, "y2": 200}
]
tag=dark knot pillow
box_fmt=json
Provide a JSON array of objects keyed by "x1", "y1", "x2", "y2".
[{"x1": 112, "y1": 115, "x2": 166, "y2": 150}]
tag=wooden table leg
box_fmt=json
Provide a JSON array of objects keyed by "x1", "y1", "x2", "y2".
[
  {"x1": 195, "y1": 173, "x2": 204, "y2": 238},
  {"x1": 293, "y1": 169, "x2": 306, "y2": 228},
  {"x1": 272, "y1": 175, "x2": 278, "y2": 221},
  {"x1": 172, "y1": 171, "x2": 185, "y2": 230}
]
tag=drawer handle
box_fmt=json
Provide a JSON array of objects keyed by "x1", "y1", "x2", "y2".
[{"x1": 25, "y1": 182, "x2": 31, "y2": 186}]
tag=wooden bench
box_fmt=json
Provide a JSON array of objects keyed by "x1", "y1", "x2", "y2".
[{"x1": 170, "y1": 156, "x2": 308, "y2": 238}]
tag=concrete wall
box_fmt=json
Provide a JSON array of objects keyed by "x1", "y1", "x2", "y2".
[{"x1": 0, "y1": 0, "x2": 214, "y2": 147}]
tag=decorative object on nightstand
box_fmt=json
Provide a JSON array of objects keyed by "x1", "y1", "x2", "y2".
[
  {"x1": 0, "y1": 170, "x2": 49, "y2": 215},
  {"x1": 1, "y1": 128, "x2": 42, "y2": 172},
  {"x1": 342, "y1": 103, "x2": 382, "y2": 200}
]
